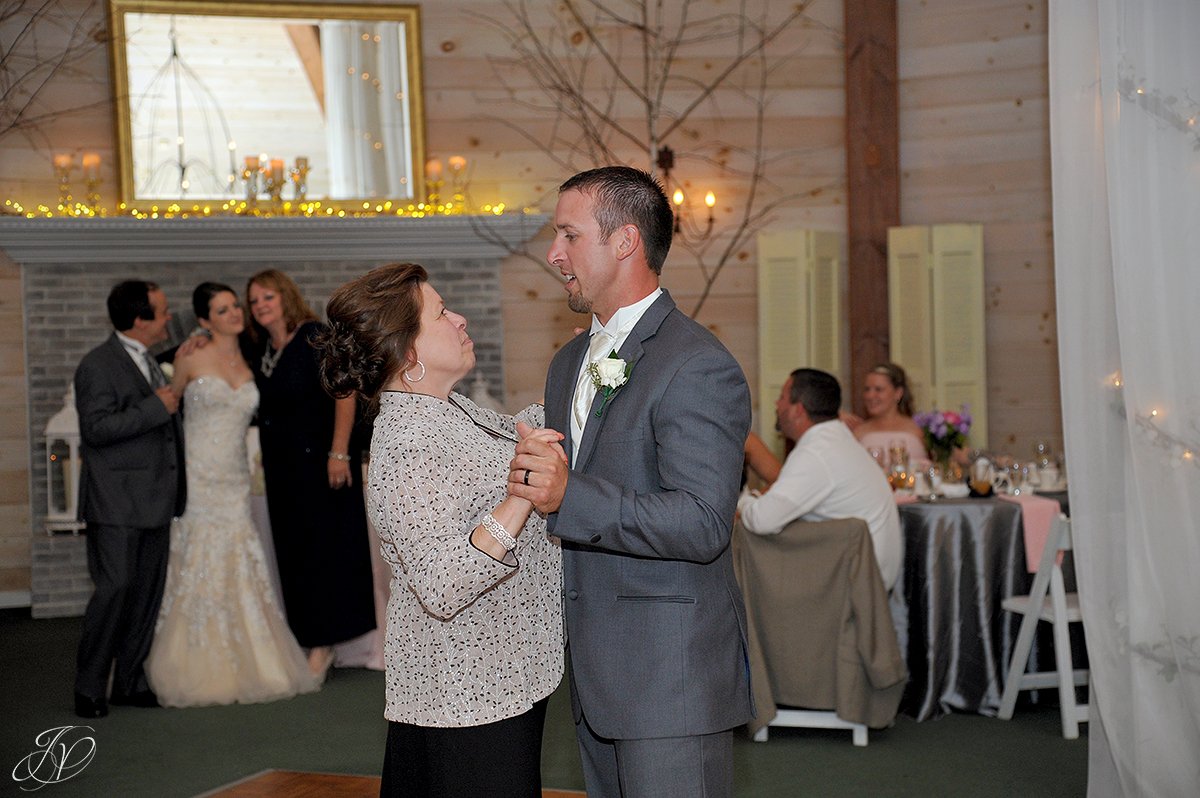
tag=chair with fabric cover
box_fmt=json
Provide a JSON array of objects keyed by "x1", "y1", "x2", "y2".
[
  {"x1": 733, "y1": 518, "x2": 908, "y2": 747},
  {"x1": 997, "y1": 514, "x2": 1089, "y2": 739}
]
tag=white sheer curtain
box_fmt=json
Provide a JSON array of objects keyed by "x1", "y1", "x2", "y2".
[
  {"x1": 1049, "y1": 2, "x2": 1200, "y2": 795},
  {"x1": 321, "y1": 20, "x2": 414, "y2": 198}
]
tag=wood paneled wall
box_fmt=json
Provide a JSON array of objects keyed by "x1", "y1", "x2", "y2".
[
  {"x1": 897, "y1": 0, "x2": 1059, "y2": 457},
  {"x1": 0, "y1": 0, "x2": 1060, "y2": 596}
]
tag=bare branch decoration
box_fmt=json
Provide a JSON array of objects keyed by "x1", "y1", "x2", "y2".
[{"x1": 469, "y1": 0, "x2": 841, "y2": 318}]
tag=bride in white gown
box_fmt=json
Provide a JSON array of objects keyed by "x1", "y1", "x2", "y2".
[{"x1": 146, "y1": 282, "x2": 319, "y2": 707}]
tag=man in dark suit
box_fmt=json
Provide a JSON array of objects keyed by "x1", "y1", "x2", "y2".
[
  {"x1": 73, "y1": 280, "x2": 185, "y2": 718},
  {"x1": 512, "y1": 166, "x2": 753, "y2": 797}
]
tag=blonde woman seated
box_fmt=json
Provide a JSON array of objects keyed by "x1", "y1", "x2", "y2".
[
  {"x1": 317, "y1": 263, "x2": 564, "y2": 797},
  {"x1": 854, "y1": 363, "x2": 930, "y2": 468}
]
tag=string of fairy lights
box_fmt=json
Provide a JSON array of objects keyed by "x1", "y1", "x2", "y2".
[
  {"x1": 1107, "y1": 372, "x2": 1198, "y2": 471},
  {"x1": 1107, "y1": 64, "x2": 1199, "y2": 471},
  {"x1": 1, "y1": 197, "x2": 508, "y2": 220}
]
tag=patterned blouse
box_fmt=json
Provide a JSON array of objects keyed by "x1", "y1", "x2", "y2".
[{"x1": 368, "y1": 390, "x2": 564, "y2": 727}]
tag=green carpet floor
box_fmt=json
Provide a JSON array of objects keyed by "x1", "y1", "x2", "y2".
[{"x1": 1, "y1": 611, "x2": 1087, "y2": 796}]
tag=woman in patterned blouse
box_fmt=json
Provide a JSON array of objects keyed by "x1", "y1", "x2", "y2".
[{"x1": 316, "y1": 262, "x2": 565, "y2": 798}]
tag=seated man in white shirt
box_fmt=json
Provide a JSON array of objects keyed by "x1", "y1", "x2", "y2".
[{"x1": 739, "y1": 368, "x2": 902, "y2": 590}]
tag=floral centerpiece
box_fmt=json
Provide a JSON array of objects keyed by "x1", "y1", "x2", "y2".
[{"x1": 913, "y1": 405, "x2": 972, "y2": 473}]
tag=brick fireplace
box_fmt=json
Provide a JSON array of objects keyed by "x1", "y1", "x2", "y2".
[{"x1": 0, "y1": 214, "x2": 547, "y2": 616}]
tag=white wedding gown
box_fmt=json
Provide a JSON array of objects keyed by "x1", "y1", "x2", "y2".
[{"x1": 146, "y1": 376, "x2": 319, "y2": 707}]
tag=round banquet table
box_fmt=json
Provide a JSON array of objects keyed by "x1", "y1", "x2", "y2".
[{"x1": 893, "y1": 498, "x2": 1032, "y2": 720}]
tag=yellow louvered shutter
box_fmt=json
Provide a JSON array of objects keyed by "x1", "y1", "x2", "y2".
[
  {"x1": 757, "y1": 229, "x2": 844, "y2": 458},
  {"x1": 887, "y1": 223, "x2": 988, "y2": 448}
]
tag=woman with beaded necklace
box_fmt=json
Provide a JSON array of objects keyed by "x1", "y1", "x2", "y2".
[{"x1": 245, "y1": 269, "x2": 376, "y2": 678}]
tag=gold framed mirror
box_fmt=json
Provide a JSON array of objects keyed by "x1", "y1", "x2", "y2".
[{"x1": 107, "y1": 0, "x2": 424, "y2": 204}]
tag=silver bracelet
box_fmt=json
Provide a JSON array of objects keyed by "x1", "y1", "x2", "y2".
[
  {"x1": 481, "y1": 513, "x2": 517, "y2": 551},
  {"x1": 328, "y1": 451, "x2": 352, "y2": 462}
]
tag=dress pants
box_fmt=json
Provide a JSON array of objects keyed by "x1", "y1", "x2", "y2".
[
  {"x1": 576, "y1": 711, "x2": 734, "y2": 798},
  {"x1": 74, "y1": 523, "x2": 170, "y2": 700},
  {"x1": 380, "y1": 697, "x2": 548, "y2": 798}
]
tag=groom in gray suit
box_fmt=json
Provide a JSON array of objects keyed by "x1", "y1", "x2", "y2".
[
  {"x1": 512, "y1": 166, "x2": 753, "y2": 797},
  {"x1": 73, "y1": 280, "x2": 185, "y2": 718}
]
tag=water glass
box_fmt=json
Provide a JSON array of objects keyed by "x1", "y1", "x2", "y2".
[{"x1": 925, "y1": 464, "x2": 944, "y2": 495}]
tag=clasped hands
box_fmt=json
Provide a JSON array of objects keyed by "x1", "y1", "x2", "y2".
[{"x1": 508, "y1": 422, "x2": 569, "y2": 514}]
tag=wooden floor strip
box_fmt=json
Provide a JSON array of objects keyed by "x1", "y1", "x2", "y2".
[{"x1": 201, "y1": 769, "x2": 585, "y2": 797}]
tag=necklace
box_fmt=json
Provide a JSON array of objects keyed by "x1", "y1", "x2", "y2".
[{"x1": 260, "y1": 344, "x2": 282, "y2": 378}]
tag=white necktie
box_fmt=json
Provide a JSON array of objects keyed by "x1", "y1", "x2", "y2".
[{"x1": 573, "y1": 330, "x2": 616, "y2": 432}]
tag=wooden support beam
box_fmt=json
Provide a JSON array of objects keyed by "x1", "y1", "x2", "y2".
[{"x1": 844, "y1": 0, "x2": 899, "y2": 409}]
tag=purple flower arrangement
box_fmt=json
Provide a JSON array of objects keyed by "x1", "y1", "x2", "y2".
[{"x1": 913, "y1": 405, "x2": 972, "y2": 463}]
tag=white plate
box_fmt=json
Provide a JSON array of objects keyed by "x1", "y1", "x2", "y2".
[{"x1": 940, "y1": 483, "x2": 969, "y2": 499}]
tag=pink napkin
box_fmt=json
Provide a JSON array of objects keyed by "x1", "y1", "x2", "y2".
[
  {"x1": 893, "y1": 493, "x2": 920, "y2": 505},
  {"x1": 998, "y1": 493, "x2": 1062, "y2": 571}
]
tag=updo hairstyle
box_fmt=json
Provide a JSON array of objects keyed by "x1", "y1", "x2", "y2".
[
  {"x1": 317, "y1": 263, "x2": 428, "y2": 409},
  {"x1": 192, "y1": 281, "x2": 238, "y2": 320},
  {"x1": 870, "y1": 362, "x2": 914, "y2": 417}
]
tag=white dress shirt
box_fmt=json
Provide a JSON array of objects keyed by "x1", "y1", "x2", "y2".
[
  {"x1": 569, "y1": 287, "x2": 662, "y2": 459},
  {"x1": 740, "y1": 419, "x2": 902, "y2": 590},
  {"x1": 116, "y1": 330, "x2": 154, "y2": 385}
]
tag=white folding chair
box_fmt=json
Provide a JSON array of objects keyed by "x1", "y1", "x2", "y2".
[
  {"x1": 753, "y1": 709, "x2": 868, "y2": 747},
  {"x1": 997, "y1": 514, "x2": 1089, "y2": 739}
]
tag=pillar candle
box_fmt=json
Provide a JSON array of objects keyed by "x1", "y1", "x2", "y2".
[{"x1": 82, "y1": 153, "x2": 100, "y2": 180}]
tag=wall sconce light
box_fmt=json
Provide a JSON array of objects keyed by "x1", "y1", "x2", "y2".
[{"x1": 656, "y1": 145, "x2": 714, "y2": 242}]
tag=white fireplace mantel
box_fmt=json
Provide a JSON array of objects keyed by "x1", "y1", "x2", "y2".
[{"x1": 0, "y1": 214, "x2": 549, "y2": 263}]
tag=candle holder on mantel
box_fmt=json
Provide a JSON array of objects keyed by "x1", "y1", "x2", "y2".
[
  {"x1": 81, "y1": 153, "x2": 101, "y2": 213},
  {"x1": 241, "y1": 156, "x2": 260, "y2": 207},
  {"x1": 290, "y1": 156, "x2": 310, "y2": 203},
  {"x1": 447, "y1": 155, "x2": 467, "y2": 214},
  {"x1": 425, "y1": 157, "x2": 443, "y2": 207},
  {"x1": 52, "y1": 153, "x2": 74, "y2": 208},
  {"x1": 263, "y1": 158, "x2": 286, "y2": 210}
]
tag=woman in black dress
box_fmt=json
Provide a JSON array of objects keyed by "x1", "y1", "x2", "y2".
[{"x1": 245, "y1": 269, "x2": 375, "y2": 677}]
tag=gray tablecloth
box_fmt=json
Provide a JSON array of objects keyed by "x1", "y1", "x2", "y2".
[{"x1": 893, "y1": 498, "x2": 1030, "y2": 720}]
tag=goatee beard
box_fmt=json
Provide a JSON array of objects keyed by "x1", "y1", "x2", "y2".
[{"x1": 567, "y1": 293, "x2": 592, "y2": 315}]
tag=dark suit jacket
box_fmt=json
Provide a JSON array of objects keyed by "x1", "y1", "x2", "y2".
[
  {"x1": 75, "y1": 333, "x2": 185, "y2": 528},
  {"x1": 545, "y1": 290, "x2": 754, "y2": 739}
]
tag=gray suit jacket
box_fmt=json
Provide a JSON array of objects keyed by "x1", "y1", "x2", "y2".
[
  {"x1": 75, "y1": 333, "x2": 186, "y2": 528},
  {"x1": 545, "y1": 290, "x2": 754, "y2": 739}
]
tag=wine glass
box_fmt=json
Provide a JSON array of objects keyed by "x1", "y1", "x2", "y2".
[{"x1": 925, "y1": 463, "x2": 944, "y2": 497}]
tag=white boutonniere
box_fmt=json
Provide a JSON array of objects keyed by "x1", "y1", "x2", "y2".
[
  {"x1": 587, "y1": 351, "x2": 632, "y2": 418},
  {"x1": 159, "y1": 362, "x2": 174, "y2": 381}
]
